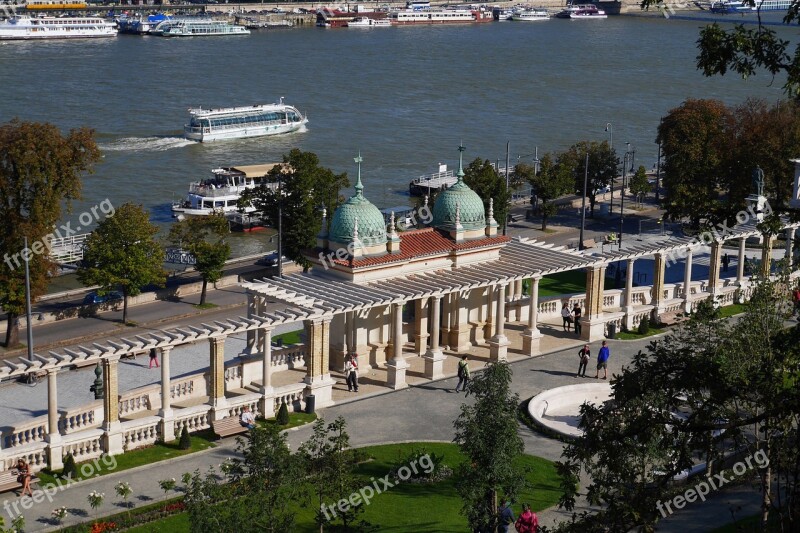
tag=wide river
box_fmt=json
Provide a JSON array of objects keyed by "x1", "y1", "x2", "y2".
[{"x1": 0, "y1": 11, "x2": 795, "y2": 255}]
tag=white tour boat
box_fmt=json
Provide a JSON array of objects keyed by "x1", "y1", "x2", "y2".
[
  {"x1": 184, "y1": 98, "x2": 307, "y2": 142},
  {"x1": 0, "y1": 15, "x2": 117, "y2": 40},
  {"x1": 346, "y1": 17, "x2": 392, "y2": 27},
  {"x1": 388, "y1": 7, "x2": 493, "y2": 24},
  {"x1": 511, "y1": 8, "x2": 550, "y2": 21},
  {"x1": 154, "y1": 18, "x2": 250, "y2": 37},
  {"x1": 568, "y1": 5, "x2": 607, "y2": 18},
  {"x1": 172, "y1": 164, "x2": 281, "y2": 217}
]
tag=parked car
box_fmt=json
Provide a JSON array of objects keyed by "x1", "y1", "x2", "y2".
[{"x1": 83, "y1": 291, "x2": 123, "y2": 305}]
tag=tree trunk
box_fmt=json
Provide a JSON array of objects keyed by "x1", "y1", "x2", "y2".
[
  {"x1": 491, "y1": 489, "x2": 498, "y2": 533},
  {"x1": 200, "y1": 279, "x2": 208, "y2": 306},
  {"x1": 122, "y1": 292, "x2": 129, "y2": 325},
  {"x1": 541, "y1": 215, "x2": 548, "y2": 232},
  {"x1": 589, "y1": 195, "x2": 596, "y2": 218},
  {"x1": 4, "y1": 313, "x2": 18, "y2": 347},
  {"x1": 761, "y1": 443, "x2": 771, "y2": 531}
]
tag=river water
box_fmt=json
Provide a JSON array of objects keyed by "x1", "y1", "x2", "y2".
[{"x1": 0, "y1": 11, "x2": 795, "y2": 255}]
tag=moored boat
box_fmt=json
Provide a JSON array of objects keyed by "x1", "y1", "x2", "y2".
[
  {"x1": 184, "y1": 98, "x2": 307, "y2": 142},
  {"x1": 555, "y1": 3, "x2": 593, "y2": 18},
  {"x1": 0, "y1": 15, "x2": 117, "y2": 40},
  {"x1": 751, "y1": 0, "x2": 791, "y2": 10},
  {"x1": 511, "y1": 8, "x2": 550, "y2": 21},
  {"x1": 154, "y1": 18, "x2": 250, "y2": 37},
  {"x1": 568, "y1": 5, "x2": 607, "y2": 18},
  {"x1": 346, "y1": 16, "x2": 392, "y2": 27},
  {"x1": 316, "y1": 8, "x2": 389, "y2": 28},
  {"x1": 388, "y1": 7, "x2": 493, "y2": 24},
  {"x1": 117, "y1": 13, "x2": 172, "y2": 35}
]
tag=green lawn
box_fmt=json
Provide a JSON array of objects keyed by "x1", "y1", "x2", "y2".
[
  {"x1": 80, "y1": 442, "x2": 562, "y2": 533},
  {"x1": 273, "y1": 329, "x2": 303, "y2": 345},
  {"x1": 262, "y1": 411, "x2": 317, "y2": 430},
  {"x1": 616, "y1": 327, "x2": 667, "y2": 341},
  {"x1": 538, "y1": 270, "x2": 616, "y2": 297},
  {"x1": 719, "y1": 303, "x2": 747, "y2": 318},
  {"x1": 37, "y1": 434, "x2": 216, "y2": 487}
]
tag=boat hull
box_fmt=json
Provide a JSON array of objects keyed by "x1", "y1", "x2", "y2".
[
  {"x1": 0, "y1": 32, "x2": 116, "y2": 39},
  {"x1": 184, "y1": 120, "x2": 306, "y2": 142}
]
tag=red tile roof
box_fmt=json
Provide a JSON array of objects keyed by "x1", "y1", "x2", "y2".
[{"x1": 321, "y1": 228, "x2": 510, "y2": 269}]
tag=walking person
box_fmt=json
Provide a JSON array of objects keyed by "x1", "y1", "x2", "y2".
[
  {"x1": 148, "y1": 348, "x2": 159, "y2": 369},
  {"x1": 15, "y1": 458, "x2": 32, "y2": 497},
  {"x1": 792, "y1": 286, "x2": 800, "y2": 316},
  {"x1": 577, "y1": 344, "x2": 590, "y2": 378},
  {"x1": 595, "y1": 340, "x2": 610, "y2": 380},
  {"x1": 572, "y1": 303, "x2": 582, "y2": 337},
  {"x1": 561, "y1": 303, "x2": 572, "y2": 331},
  {"x1": 515, "y1": 503, "x2": 539, "y2": 533},
  {"x1": 454, "y1": 355, "x2": 470, "y2": 394},
  {"x1": 344, "y1": 353, "x2": 359, "y2": 392},
  {"x1": 497, "y1": 498, "x2": 515, "y2": 533}
]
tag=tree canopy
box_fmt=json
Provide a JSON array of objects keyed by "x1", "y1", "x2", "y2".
[
  {"x1": 0, "y1": 119, "x2": 100, "y2": 346},
  {"x1": 560, "y1": 141, "x2": 617, "y2": 218},
  {"x1": 78, "y1": 203, "x2": 165, "y2": 324},
  {"x1": 168, "y1": 213, "x2": 230, "y2": 306},
  {"x1": 628, "y1": 165, "x2": 651, "y2": 206},
  {"x1": 518, "y1": 154, "x2": 573, "y2": 231},
  {"x1": 240, "y1": 150, "x2": 348, "y2": 271},
  {"x1": 463, "y1": 158, "x2": 511, "y2": 232}
]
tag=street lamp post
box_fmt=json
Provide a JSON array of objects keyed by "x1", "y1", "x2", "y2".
[
  {"x1": 503, "y1": 141, "x2": 510, "y2": 236},
  {"x1": 579, "y1": 152, "x2": 589, "y2": 250},
  {"x1": 619, "y1": 143, "x2": 634, "y2": 250},
  {"x1": 277, "y1": 171, "x2": 283, "y2": 279},
  {"x1": 605, "y1": 123, "x2": 613, "y2": 151},
  {"x1": 23, "y1": 237, "x2": 33, "y2": 363}
]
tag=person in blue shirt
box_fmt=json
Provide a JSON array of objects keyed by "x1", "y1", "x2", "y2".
[
  {"x1": 497, "y1": 498, "x2": 515, "y2": 533},
  {"x1": 595, "y1": 340, "x2": 610, "y2": 380}
]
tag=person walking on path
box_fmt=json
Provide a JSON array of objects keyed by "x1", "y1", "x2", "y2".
[
  {"x1": 148, "y1": 348, "x2": 159, "y2": 369},
  {"x1": 454, "y1": 355, "x2": 470, "y2": 394},
  {"x1": 515, "y1": 503, "x2": 539, "y2": 533},
  {"x1": 561, "y1": 303, "x2": 572, "y2": 331},
  {"x1": 497, "y1": 498, "x2": 515, "y2": 533},
  {"x1": 577, "y1": 344, "x2": 590, "y2": 378},
  {"x1": 595, "y1": 340, "x2": 610, "y2": 379},
  {"x1": 344, "y1": 354, "x2": 359, "y2": 392},
  {"x1": 792, "y1": 286, "x2": 800, "y2": 316},
  {"x1": 572, "y1": 303, "x2": 582, "y2": 336}
]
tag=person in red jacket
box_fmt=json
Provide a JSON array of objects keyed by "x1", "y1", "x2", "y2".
[{"x1": 515, "y1": 503, "x2": 538, "y2": 533}]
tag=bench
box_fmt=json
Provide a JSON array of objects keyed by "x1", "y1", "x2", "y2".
[
  {"x1": 507, "y1": 213, "x2": 523, "y2": 223},
  {"x1": 0, "y1": 470, "x2": 39, "y2": 494},
  {"x1": 212, "y1": 416, "x2": 250, "y2": 438},
  {"x1": 581, "y1": 239, "x2": 596, "y2": 249}
]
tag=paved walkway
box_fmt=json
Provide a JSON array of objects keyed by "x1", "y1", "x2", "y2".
[{"x1": 1, "y1": 329, "x2": 760, "y2": 532}]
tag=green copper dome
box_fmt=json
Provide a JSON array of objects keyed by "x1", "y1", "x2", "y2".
[
  {"x1": 328, "y1": 158, "x2": 387, "y2": 248},
  {"x1": 433, "y1": 145, "x2": 486, "y2": 231}
]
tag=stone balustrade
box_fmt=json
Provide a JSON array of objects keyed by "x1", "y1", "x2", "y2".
[
  {"x1": 60, "y1": 404, "x2": 102, "y2": 434},
  {"x1": 61, "y1": 429, "x2": 104, "y2": 464},
  {"x1": 4, "y1": 418, "x2": 47, "y2": 449},
  {"x1": 122, "y1": 416, "x2": 160, "y2": 451}
]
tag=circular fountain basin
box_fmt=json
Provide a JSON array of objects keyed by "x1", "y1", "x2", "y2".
[{"x1": 528, "y1": 382, "x2": 612, "y2": 439}]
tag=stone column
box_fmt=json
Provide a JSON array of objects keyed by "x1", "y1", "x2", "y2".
[
  {"x1": 651, "y1": 253, "x2": 667, "y2": 321},
  {"x1": 708, "y1": 241, "x2": 723, "y2": 296},
  {"x1": 245, "y1": 292, "x2": 257, "y2": 354},
  {"x1": 511, "y1": 279, "x2": 523, "y2": 322},
  {"x1": 483, "y1": 286, "x2": 494, "y2": 343},
  {"x1": 786, "y1": 227, "x2": 796, "y2": 268},
  {"x1": 387, "y1": 302, "x2": 409, "y2": 389},
  {"x1": 683, "y1": 248, "x2": 693, "y2": 313},
  {"x1": 623, "y1": 258, "x2": 636, "y2": 330},
  {"x1": 303, "y1": 318, "x2": 335, "y2": 407},
  {"x1": 737, "y1": 237, "x2": 747, "y2": 285},
  {"x1": 158, "y1": 346, "x2": 175, "y2": 442},
  {"x1": 440, "y1": 293, "x2": 452, "y2": 350},
  {"x1": 102, "y1": 356, "x2": 123, "y2": 455},
  {"x1": 489, "y1": 283, "x2": 510, "y2": 361},
  {"x1": 260, "y1": 327, "x2": 275, "y2": 418},
  {"x1": 208, "y1": 336, "x2": 228, "y2": 420},
  {"x1": 522, "y1": 277, "x2": 542, "y2": 356},
  {"x1": 46, "y1": 369, "x2": 63, "y2": 470},
  {"x1": 761, "y1": 235, "x2": 774, "y2": 278},
  {"x1": 423, "y1": 295, "x2": 445, "y2": 379},
  {"x1": 449, "y1": 291, "x2": 471, "y2": 352},
  {"x1": 414, "y1": 299, "x2": 430, "y2": 356},
  {"x1": 582, "y1": 265, "x2": 607, "y2": 341}
]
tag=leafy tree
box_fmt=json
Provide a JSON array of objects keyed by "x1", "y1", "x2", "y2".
[
  {"x1": 299, "y1": 416, "x2": 368, "y2": 532},
  {"x1": 518, "y1": 154, "x2": 573, "y2": 231},
  {"x1": 463, "y1": 158, "x2": 511, "y2": 232},
  {"x1": 638, "y1": 0, "x2": 800, "y2": 99},
  {"x1": 628, "y1": 165, "x2": 651, "y2": 206},
  {"x1": 78, "y1": 203, "x2": 166, "y2": 324},
  {"x1": 184, "y1": 424, "x2": 303, "y2": 532},
  {"x1": 559, "y1": 141, "x2": 617, "y2": 219},
  {"x1": 240, "y1": 150, "x2": 348, "y2": 271},
  {"x1": 276, "y1": 401, "x2": 290, "y2": 425},
  {"x1": 453, "y1": 362, "x2": 528, "y2": 532},
  {"x1": 556, "y1": 279, "x2": 800, "y2": 532},
  {"x1": 168, "y1": 213, "x2": 230, "y2": 306},
  {"x1": 0, "y1": 119, "x2": 100, "y2": 346},
  {"x1": 656, "y1": 99, "x2": 732, "y2": 227}
]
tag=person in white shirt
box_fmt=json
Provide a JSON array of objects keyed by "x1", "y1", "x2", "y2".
[
  {"x1": 344, "y1": 354, "x2": 359, "y2": 392},
  {"x1": 240, "y1": 406, "x2": 256, "y2": 429},
  {"x1": 561, "y1": 303, "x2": 572, "y2": 331}
]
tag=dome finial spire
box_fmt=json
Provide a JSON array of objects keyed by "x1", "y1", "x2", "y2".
[
  {"x1": 353, "y1": 152, "x2": 364, "y2": 197},
  {"x1": 457, "y1": 141, "x2": 466, "y2": 181}
]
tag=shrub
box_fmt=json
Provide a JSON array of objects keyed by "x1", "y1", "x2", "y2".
[
  {"x1": 390, "y1": 447, "x2": 452, "y2": 483},
  {"x1": 179, "y1": 426, "x2": 191, "y2": 450},
  {"x1": 61, "y1": 453, "x2": 77, "y2": 480},
  {"x1": 277, "y1": 402, "x2": 290, "y2": 426},
  {"x1": 637, "y1": 318, "x2": 650, "y2": 335}
]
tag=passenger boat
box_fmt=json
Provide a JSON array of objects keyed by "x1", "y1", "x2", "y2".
[
  {"x1": 172, "y1": 164, "x2": 281, "y2": 217},
  {"x1": 184, "y1": 98, "x2": 307, "y2": 142},
  {"x1": 117, "y1": 13, "x2": 172, "y2": 35},
  {"x1": 0, "y1": 15, "x2": 117, "y2": 39},
  {"x1": 346, "y1": 16, "x2": 392, "y2": 27},
  {"x1": 388, "y1": 7, "x2": 493, "y2": 24},
  {"x1": 751, "y1": 0, "x2": 791, "y2": 10},
  {"x1": 568, "y1": 5, "x2": 607, "y2": 18},
  {"x1": 154, "y1": 18, "x2": 250, "y2": 37},
  {"x1": 555, "y1": 3, "x2": 593, "y2": 18},
  {"x1": 709, "y1": 0, "x2": 750, "y2": 12},
  {"x1": 316, "y1": 8, "x2": 389, "y2": 28},
  {"x1": 511, "y1": 8, "x2": 550, "y2": 21},
  {"x1": 25, "y1": 1, "x2": 87, "y2": 9}
]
